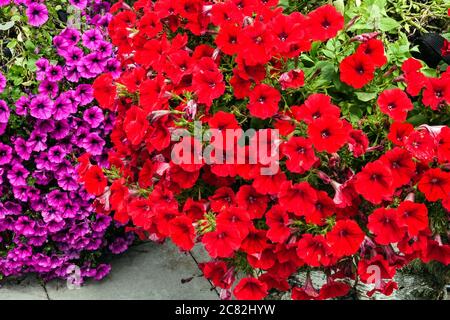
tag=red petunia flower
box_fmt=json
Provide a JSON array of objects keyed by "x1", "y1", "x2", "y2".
[
  {"x1": 356, "y1": 39, "x2": 387, "y2": 68},
  {"x1": 326, "y1": 219, "x2": 365, "y2": 257},
  {"x1": 83, "y1": 165, "x2": 107, "y2": 196},
  {"x1": 379, "y1": 147, "x2": 416, "y2": 188},
  {"x1": 339, "y1": 53, "x2": 375, "y2": 89},
  {"x1": 307, "y1": 190, "x2": 335, "y2": 226},
  {"x1": 281, "y1": 136, "x2": 318, "y2": 174},
  {"x1": 307, "y1": 116, "x2": 349, "y2": 153},
  {"x1": 291, "y1": 93, "x2": 341, "y2": 124},
  {"x1": 199, "y1": 261, "x2": 235, "y2": 289},
  {"x1": 209, "y1": 187, "x2": 236, "y2": 213},
  {"x1": 401, "y1": 58, "x2": 427, "y2": 97},
  {"x1": 202, "y1": 225, "x2": 243, "y2": 258},
  {"x1": 252, "y1": 171, "x2": 287, "y2": 196},
  {"x1": 216, "y1": 207, "x2": 252, "y2": 239},
  {"x1": 279, "y1": 69, "x2": 305, "y2": 90},
  {"x1": 318, "y1": 281, "x2": 351, "y2": 300},
  {"x1": 296, "y1": 234, "x2": 332, "y2": 267},
  {"x1": 240, "y1": 228, "x2": 268, "y2": 254},
  {"x1": 388, "y1": 122, "x2": 414, "y2": 146},
  {"x1": 358, "y1": 254, "x2": 397, "y2": 283},
  {"x1": 238, "y1": 21, "x2": 274, "y2": 66},
  {"x1": 192, "y1": 58, "x2": 226, "y2": 107},
  {"x1": 422, "y1": 77, "x2": 450, "y2": 110},
  {"x1": 236, "y1": 185, "x2": 269, "y2": 219},
  {"x1": 123, "y1": 106, "x2": 149, "y2": 145},
  {"x1": 266, "y1": 205, "x2": 291, "y2": 244},
  {"x1": 354, "y1": 160, "x2": 394, "y2": 204},
  {"x1": 233, "y1": 277, "x2": 268, "y2": 300},
  {"x1": 423, "y1": 240, "x2": 450, "y2": 265},
  {"x1": 307, "y1": 4, "x2": 344, "y2": 41},
  {"x1": 437, "y1": 126, "x2": 450, "y2": 163},
  {"x1": 397, "y1": 201, "x2": 428, "y2": 237},
  {"x1": 93, "y1": 74, "x2": 117, "y2": 110},
  {"x1": 278, "y1": 181, "x2": 317, "y2": 216},
  {"x1": 247, "y1": 84, "x2": 281, "y2": 119},
  {"x1": 377, "y1": 88, "x2": 413, "y2": 121},
  {"x1": 230, "y1": 73, "x2": 252, "y2": 99},
  {"x1": 169, "y1": 215, "x2": 195, "y2": 251},
  {"x1": 183, "y1": 198, "x2": 207, "y2": 221},
  {"x1": 418, "y1": 168, "x2": 450, "y2": 201},
  {"x1": 348, "y1": 129, "x2": 369, "y2": 157},
  {"x1": 368, "y1": 208, "x2": 405, "y2": 245},
  {"x1": 215, "y1": 23, "x2": 241, "y2": 55},
  {"x1": 404, "y1": 129, "x2": 437, "y2": 162}
]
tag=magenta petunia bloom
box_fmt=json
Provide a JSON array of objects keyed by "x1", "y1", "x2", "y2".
[
  {"x1": 0, "y1": 100, "x2": 10, "y2": 123},
  {"x1": 48, "y1": 146, "x2": 67, "y2": 164},
  {"x1": 82, "y1": 132, "x2": 105, "y2": 155},
  {"x1": 0, "y1": 143, "x2": 12, "y2": 165},
  {"x1": 83, "y1": 106, "x2": 104, "y2": 128},
  {"x1": 69, "y1": 0, "x2": 87, "y2": 10},
  {"x1": 82, "y1": 29, "x2": 104, "y2": 50},
  {"x1": 75, "y1": 84, "x2": 94, "y2": 106},
  {"x1": 26, "y1": 3, "x2": 49, "y2": 27},
  {"x1": 30, "y1": 95, "x2": 54, "y2": 120},
  {"x1": 0, "y1": 0, "x2": 10, "y2": 7},
  {"x1": 0, "y1": 72, "x2": 6, "y2": 93},
  {"x1": 7, "y1": 164, "x2": 30, "y2": 186},
  {"x1": 46, "y1": 65, "x2": 63, "y2": 83}
]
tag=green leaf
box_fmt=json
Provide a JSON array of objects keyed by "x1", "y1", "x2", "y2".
[
  {"x1": 333, "y1": 0, "x2": 345, "y2": 14},
  {"x1": 355, "y1": 92, "x2": 378, "y2": 102},
  {"x1": 0, "y1": 21, "x2": 14, "y2": 31},
  {"x1": 379, "y1": 17, "x2": 400, "y2": 32}
]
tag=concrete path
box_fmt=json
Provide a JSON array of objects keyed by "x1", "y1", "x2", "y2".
[{"x1": 0, "y1": 242, "x2": 219, "y2": 300}]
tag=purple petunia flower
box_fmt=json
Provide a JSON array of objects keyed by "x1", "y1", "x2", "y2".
[
  {"x1": 53, "y1": 95, "x2": 72, "y2": 120},
  {"x1": 82, "y1": 132, "x2": 105, "y2": 156},
  {"x1": 83, "y1": 106, "x2": 104, "y2": 128},
  {"x1": 75, "y1": 84, "x2": 94, "y2": 106},
  {"x1": 0, "y1": 71, "x2": 6, "y2": 93},
  {"x1": 63, "y1": 65, "x2": 81, "y2": 83},
  {"x1": 48, "y1": 146, "x2": 67, "y2": 164},
  {"x1": 105, "y1": 58, "x2": 121, "y2": 79},
  {"x1": 61, "y1": 46, "x2": 84, "y2": 66},
  {"x1": 7, "y1": 164, "x2": 29, "y2": 186},
  {"x1": 69, "y1": 0, "x2": 87, "y2": 10},
  {"x1": 0, "y1": 143, "x2": 12, "y2": 165},
  {"x1": 0, "y1": 100, "x2": 10, "y2": 123},
  {"x1": 82, "y1": 29, "x2": 104, "y2": 50},
  {"x1": 35, "y1": 119, "x2": 55, "y2": 133},
  {"x1": 26, "y1": 3, "x2": 48, "y2": 27},
  {"x1": 38, "y1": 79, "x2": 59, "y2": 98},
  {"x1": 30, "y1": 95, "x2": 54, "y2": 120},
  {"x1": 0, "y1": 0, "x2": 11, "y2": 7},
  {"x1": 46, "y1": 65, "x2": 64, "y2": 83},
  {"x1": 59, "y1": 28, "x2": 81, "y2": 46},
  {"x1": 14, "y1": 216, "x2": 36, "y2": 236},
  {"x1": 14, "y1": 137, "x2": 32, "y2": 160},
  {"x1": 27, "y1": 131, "x2": 47, "y2": 152},
  {"x1": 15, "y1": 96, "x2": 30, "y2": 116},
  {"x1": 51, "y1": 119, "x2": 70, "y2": 140},
  {"x1": 96, "y1": 41, "x2": 113, "y2": 58},
  {"x1": 80, "y1": 52, "x2": 106, "y2": 75}
]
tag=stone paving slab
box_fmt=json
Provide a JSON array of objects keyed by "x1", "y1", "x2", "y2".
[
  {"x1": 44, "y1": 242, "x2": 219, "y2": 300},
  {"x1": 0, "y1": 276, "x2": 48, "y2": 300}
]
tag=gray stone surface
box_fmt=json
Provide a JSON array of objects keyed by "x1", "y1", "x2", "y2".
[
  {"x1": 0, "y1": 276, "x2": 48, "y2": 300},
  {"x1": 45, "y1": 242, "x2": 219, "y2": 300}
]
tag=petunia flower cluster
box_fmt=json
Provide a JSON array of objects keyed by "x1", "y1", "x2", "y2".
[
  {"x1": 0, "y1": 0, "x2": 131, "y2": 282},
  {"x1": 85, "y1": 0, "x2": 449, "y2": 300}
]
